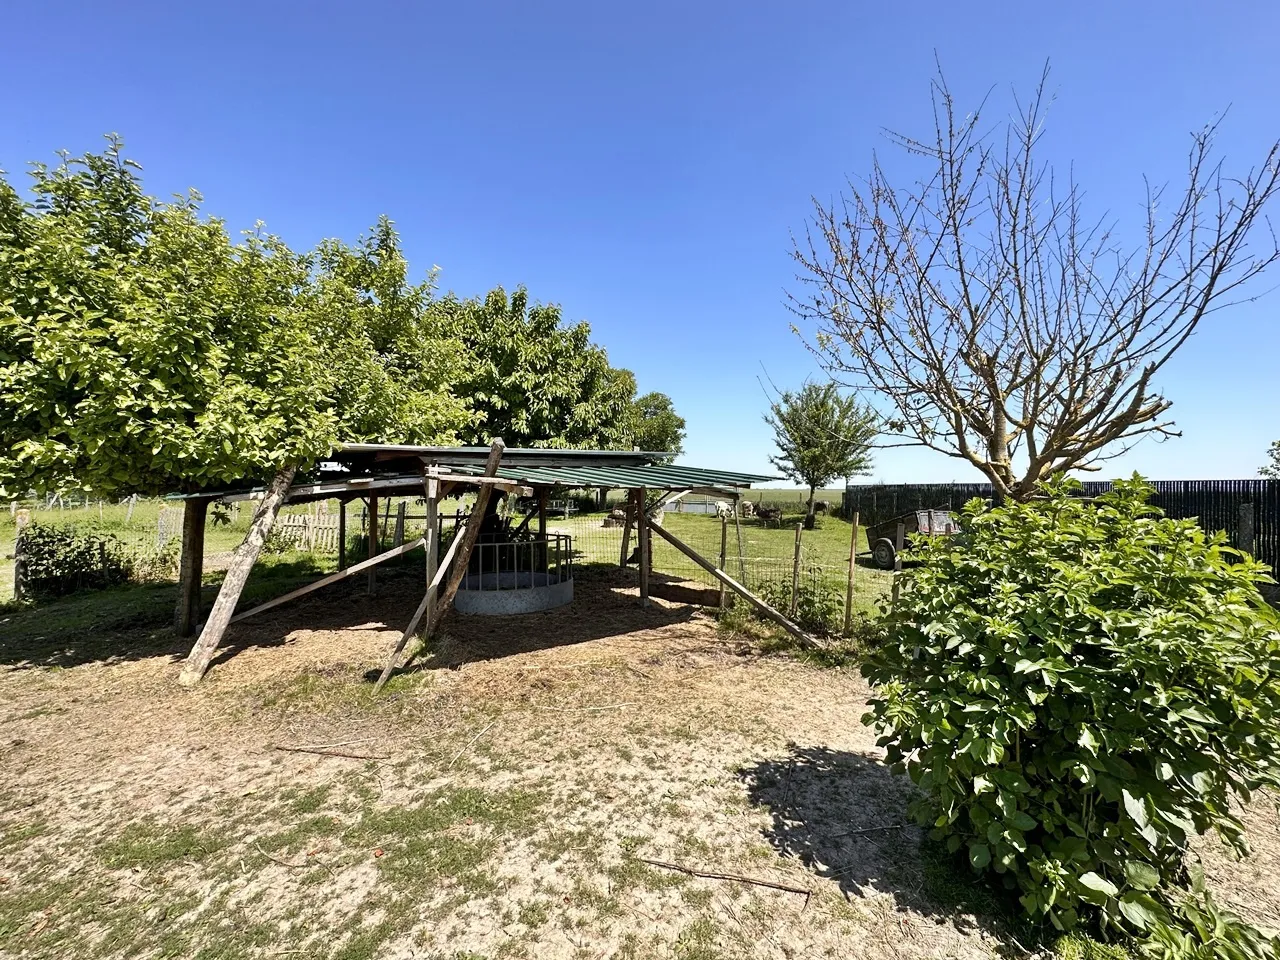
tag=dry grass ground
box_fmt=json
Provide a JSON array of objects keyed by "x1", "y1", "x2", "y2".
[{"x1": 1, "y1": 567, "x2": 1277, "y2": 960}]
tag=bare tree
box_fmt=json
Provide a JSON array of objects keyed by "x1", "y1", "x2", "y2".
[{"x1": 791, "y1": 66, "x2": 1280, "y2": 501}]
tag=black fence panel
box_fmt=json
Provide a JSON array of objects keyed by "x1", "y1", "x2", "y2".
[{"x1": 843, "y1": 479, "x2": 1280, "y2": 572}]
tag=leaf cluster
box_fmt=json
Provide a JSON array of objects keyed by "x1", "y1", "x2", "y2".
[
  {"x1": 15, "y1": 521, "x2": 131, "y2": 599},
  {"x1": 862, "y1": 476, "x2": 1280, "y2": 950}
]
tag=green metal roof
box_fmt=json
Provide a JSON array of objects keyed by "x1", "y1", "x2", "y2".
[{"x1": 441, "y1": 460, "x2": 777, "y2": 490}]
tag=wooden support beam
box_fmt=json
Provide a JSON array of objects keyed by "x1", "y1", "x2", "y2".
[
  {"x1": 178, "y1": 465, "x2": 297, "y2": 686},
  {"x1": 790, "y1": 522, "x2": 803, "y2": 618},
  {"x1": 414, "y1": 473, "x2": 526, "y2": 491},
  {"x1": 733, "y1": 495, "x2": 747, "y2": 582},
  {"x1": 367, "y1": 495, "x2": 379, "y2": 595},
  {"x1": 372, "y1": 513, "x2": 467, "y2": 691},
  {"x1": 175, "y1": 498, "x2": 209, "y2": 636},
  {"x1": 637, "y1": 486, "x2": 651, "y2": 607},
  {"x1": 718, "y1": 516, "x2": 728, "y2": 614},
  {"x1": 425, "y1": 438, "x2": 505, "y2": 638},
  {"x1": 649, "y1": 519, "x2": 818, "y2": 649},
  {"x1": 228, "y1": 537, "x2": 426, "y2": 626},
  {"x1": 338, "y1": 499, "x2": 347, "y2": 570}
]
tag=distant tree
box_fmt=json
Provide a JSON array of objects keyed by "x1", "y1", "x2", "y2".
[
  {"x1": 628, "y1": 390, "x2": 686, "y2": 458},
  {"x1": 764, "y1": 381, "x2": 877, "y2": 526},
  {"x1": 791, "y1": 67, "x2": 1280, "y2": 501},
  {"x1": 1262, "y1": 441, "x2": 1280, "y2": 479},
  {"x1": 439, "y1": 287, "x2": 633, "y2": 449}
]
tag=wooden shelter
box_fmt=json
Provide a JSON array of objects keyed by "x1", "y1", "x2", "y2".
[{"x1": 169, "y1": 441, "x2": 811, "y2": 686}]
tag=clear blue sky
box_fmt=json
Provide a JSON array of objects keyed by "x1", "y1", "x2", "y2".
[{"x1": 3, "y1": 1, "x2": 1277, "y2": 485}]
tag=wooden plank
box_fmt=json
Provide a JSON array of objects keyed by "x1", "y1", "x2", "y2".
[
  {"x1": 426, "y1": 438, "x2": 506, "y2": 638},
  {"x1": 733, "y1": 495, "x2": 747, "y2": 582},
  {"x1": 418, "y1": 473, "x2": 530, "y2": 492},
  {"x1": 718, "y1": 516, "x2": 728, "y2": 613},
  {"x1": 372, "y1": 515, "x2": 468, "y2": 691},
  {"x1": 178, "y1": 465, "x2": 297, "y2": 686},
  {"x1": 891, "y1": 522, "x2": 905, "y2": 605},
  {"x1": 175, "y1": 498, "x2": 208, "y2": 636},
  {"x1": 228, "y1": 537, "x2": 426, "y2": 626},
  {"x1": 649, "y1": 520, "x2": 818, "y2": 648}
]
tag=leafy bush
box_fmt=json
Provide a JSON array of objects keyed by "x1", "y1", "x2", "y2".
[
  {"x1": 862, "y1": 477, "x2": 1280, "y2": 946},
  {"x1": 15, "y1": 521, "x2": 132, "y2": 599},
  {"x1": 760, "y1": 569, "x2": 844, "y2": 635}
]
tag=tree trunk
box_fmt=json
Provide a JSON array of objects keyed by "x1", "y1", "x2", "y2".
[
  {"x1": 175, "y1": 498, "x2": 208, "y2": 636},
  {"x1": 177, "y1": 464, "x2": 296, "y2": 687}
]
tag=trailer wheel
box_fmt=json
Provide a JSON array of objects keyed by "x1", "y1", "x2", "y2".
[{"x1": 871, "y1": 538, "x2": 896, "y2": 570}]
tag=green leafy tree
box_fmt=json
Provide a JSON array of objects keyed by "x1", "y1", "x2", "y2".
[
  {"x1": 1262, "y1": 440, "x2": 1280, "y2": 479},
  {"x1": 764, "y1": 381, "x2": 877, "y2": 525},
  {"x1": 0, "y1": 139, "x2": 334, "y2": 498},
  {"x1": 628, "y1": 388, "x2": 686, "y2": 457},
  {"x1": 863, "y1": 477, "x2": 1280, "y2": 952},
  {"x1": 438, "y1": 287, "x2": 632, "y2": 448},
  {"x1": 0, "y1": 140, "x2": 467, "y2": 500}
]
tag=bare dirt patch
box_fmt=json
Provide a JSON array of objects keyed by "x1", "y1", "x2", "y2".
[{"x1": 1, "y1": 567, "x2": 1277, "y2": 959}]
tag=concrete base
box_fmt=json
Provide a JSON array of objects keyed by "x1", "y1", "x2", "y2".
[{"x1": 454, "y1": 572, "x2": 574, "y2": 616}]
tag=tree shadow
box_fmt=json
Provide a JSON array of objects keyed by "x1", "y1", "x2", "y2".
[
  {"x1": 737, "y1": 744, "x2": 1029, "y2": 948},
  {"x1": 399, "y1": 566, "x2": 699, "y2": 673},
  {"x1": 0, "y1": 555, "x2": 398, "y2": 671}
]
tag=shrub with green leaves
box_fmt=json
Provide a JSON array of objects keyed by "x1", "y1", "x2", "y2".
[
  {"x1": 862, "y1": 477, "x2": 1280, "y2": 947},
  {"x1": 760, "y1": 569, "x2": 845, "y2": 635},
  {"x1": 15, "y1": 521, "x2": 131, "y2": 599}
]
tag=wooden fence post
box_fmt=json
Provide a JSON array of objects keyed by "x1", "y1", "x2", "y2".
[
  {"x1": 338, "y1": 499, "x2": 347, "y2": 570},
  {"x1": 843, "y1": 510, "x2": 859, "y2": 634},
  {"x1": 12, "y1": 511, "x2": 29, "y2": 603},
  {"x1": 718, "y1": 516, "x2": 728, "y2": 613},
  {"x1": 619, "y1": 494, "x2": 634, "y2": 568},
  {"x1": 790, "y1": 522, "x2": 803, "y2": 618},
  {"x1": 637, "y1": 487, "x2": 651, "y2": 607},
  {"x1": 394, "y1": 501, "x2": 406, "y2": 547}
]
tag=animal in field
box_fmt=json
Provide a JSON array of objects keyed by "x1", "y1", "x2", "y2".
[
  {"x1": 714, "y1": 500, "x2": 734, "y2": 520},
  {"x1": 738, "y1": 500, "x2": 756, "y2": 518},
  {"x1": 756, "y1": 504, "x2": 783, "y2": 526},
  {"x1": 814, "y1": 500, "x2": 832, "y2": 515}
]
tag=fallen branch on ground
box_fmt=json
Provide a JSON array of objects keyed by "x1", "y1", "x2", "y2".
[
  {"x1": 272, "y1": 744, "x2": 390, "y2": 760},
  {"x1": 638, "y1": 857, "x2": 811, "y2": 907},
  {"x1": 832, "y1": 823, "x2": 907, "y2": 838},
  {"x1": 447, "y1": 721, "x2": 496, "y2": 769}
]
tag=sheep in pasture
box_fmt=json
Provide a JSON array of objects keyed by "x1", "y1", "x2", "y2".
[
  {"x1": 714, "y1": 501, "x2": 734, "y2": 520},
  {"x1": 739, "y1": 500, "x2": 756, "y2": 518}
]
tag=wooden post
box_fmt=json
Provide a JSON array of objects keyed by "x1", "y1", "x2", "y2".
[
  {"x1": 1239, "y1": 501, "x2": 1255, "y2": 556},
  {"x1": 424, "y1": 473, "x2": 439, "y2": 626},
  {"x1": 425, "y1": 438, "x2": 505, "y2": 638},
  {"x1": 637, "y1": 486, "x2": 651, "y2": 607},
  {"x1": 790, "y1": 522, "x2": 803, "y2": 618},
  {"x1": 338, "y1": 499, "x2": 347, "y2": 570},
  {"x1": 394, "y1": 501, "x2": 406, "y2": 546},
  {"x1": 178, "y1": 465, "x2": 297, "y2": 686},
  {"x1": 891, "y1": 521, "x2": 905, "y2": 606},
  {"x1": 12, "y1": 512, "x2": 29, "y2": 603},
  {"x1": 649, "y1": 520, "x2": 818, "y2": 648},
  {"x1": 619, "y1": 492, "x2": 634, "y2": 568},
  {"x1": 537, "y1": 489, "x2": 548, "y2": 573},
  {"x1": 367, "y1": 494, "x2": 379, "y2": 595},
  {"x1": 733, "y1": 496, "x2": 747, "y2": 582},
  {"x1": 843, "y1": 510, "x2": 859, "y2": 634},
  {"x1": 718, "y1": 516, "x2": 728, "y2": 613},
  {"x1": 175, "y1": 498, "x2": 209, "y2": 636}
]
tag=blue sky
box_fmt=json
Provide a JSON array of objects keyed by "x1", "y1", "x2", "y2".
[{"x1": 3, "y1": 1, "x2": 1277, "y2": 485}]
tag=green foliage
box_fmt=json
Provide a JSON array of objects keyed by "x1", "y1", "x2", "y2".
[
  {"x1": 1141, "y1": 870, "x2": 1279, "y2": 960},
  {"x1": 625, "y1": 386, "x2": 686, "y2": 457},
  {"x1": 764, "y1": 381, "x2": 877, "y2": 518},
  {"x1": 0, "y1": 138, "x2": 338, "y2": 498},
  {"x1": 1055, "y1": 933, "x2": 1134, "y2": 960},
  {"x1": 760, "y1": 570, "x2": 845, "y2": 635},
  {"x1": 439, "y1": 287, "x2": 632, "y2": 449},
  {"x1": 15, "y1": 521, "x2": 130, "y2": 599},
  {"x1": 862, "y1": 476, "x2": 1280, "y2": 947},
  {"x1": 1261, "y1": 441, "x2": 1280, "y2": 479}
]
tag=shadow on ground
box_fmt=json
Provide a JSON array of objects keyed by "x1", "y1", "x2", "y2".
[
  {"x1": 404, "y1": 566, "x2": 700, "y2": 673},
  {"x1": 738, "y1": 744, "x2": 1025, "y2": 945}
]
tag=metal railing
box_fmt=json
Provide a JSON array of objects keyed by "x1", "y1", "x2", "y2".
[{"x1": 459, "y1": 534, "x2": 574, "y2": 591}]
